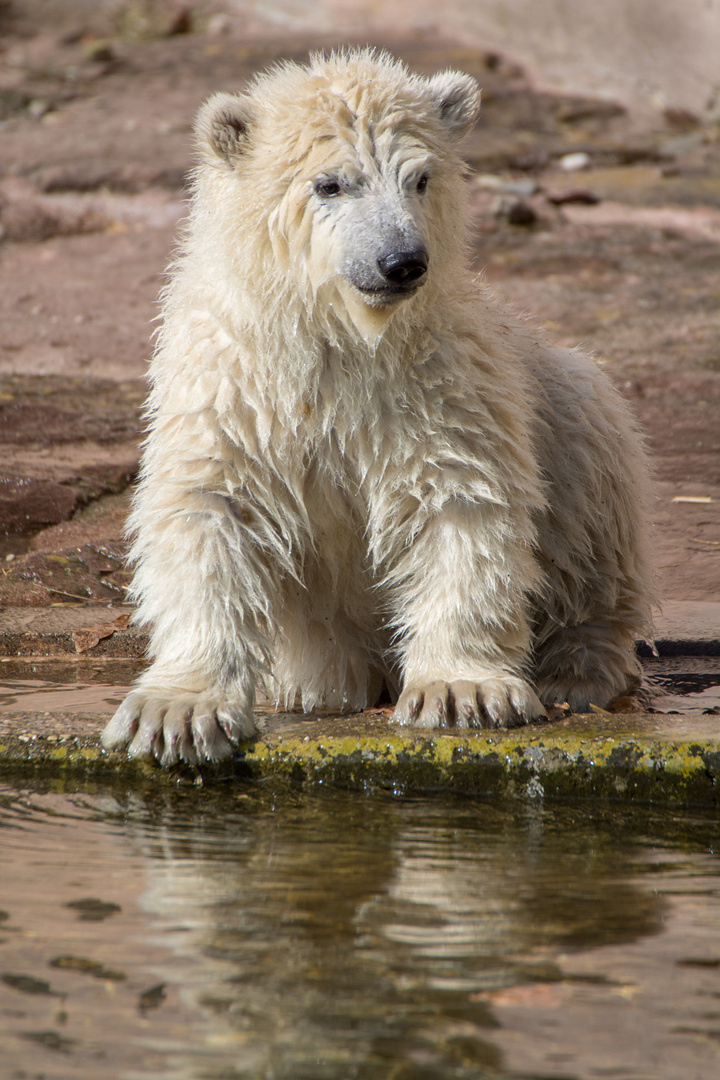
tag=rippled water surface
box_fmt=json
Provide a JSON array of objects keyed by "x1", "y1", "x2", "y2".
[{"x1": 0, "y1": 783, "x2": 718, "y2": 1079}]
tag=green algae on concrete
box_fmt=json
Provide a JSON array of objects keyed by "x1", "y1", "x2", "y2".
[
  {"x1": 0, "y1": 732, "x2": 188, "y2": 787},
  {"x1": 0, "y1": 714, "x2": 717, "y2": 806},
  {"x1": 243, "y1": 726, "x2": 720, "y2": 806}
]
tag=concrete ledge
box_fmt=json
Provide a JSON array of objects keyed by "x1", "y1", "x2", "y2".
[
  {"x1": 0, "y1": 711, "x2": 718, "y2": 807},
  {"x1": 0, "y1": 601, "x2": 717, "y2": 805},
  {"x1": 250, "y1": 713, "x2": 720, "y2": 806}
]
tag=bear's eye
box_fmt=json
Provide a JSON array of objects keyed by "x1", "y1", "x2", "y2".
[
  {"x1": 416, "y1": 174, "x2": 429, "y2": 194},
  {"x1": 315, "y1": 178, "x2": 343, "y2": 199}
]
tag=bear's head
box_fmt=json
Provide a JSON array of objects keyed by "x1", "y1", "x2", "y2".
[{"x1": 193, "y1": 50, "x2": 480, "y2": 342}]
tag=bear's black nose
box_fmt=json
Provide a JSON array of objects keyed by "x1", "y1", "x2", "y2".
[{"x1": 377, "y1": 250, "x2": 429, "y2": 286}]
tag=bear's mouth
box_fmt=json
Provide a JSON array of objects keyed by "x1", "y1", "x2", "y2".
[{"x1": 356, "y1": 279, "x2": 426, "y2": 307}]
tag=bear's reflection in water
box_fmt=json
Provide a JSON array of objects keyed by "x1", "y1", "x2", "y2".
[{"x1": 129, "y1": 790, "x2": 671, "y2": 1078}]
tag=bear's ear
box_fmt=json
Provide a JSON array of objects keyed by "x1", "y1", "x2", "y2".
[
  {"x1": 426, "y1": 71, "x2": 481, "y2": 139},
  {"x1": 194, "y1": 92, "x2": 255, "y2": 166}
]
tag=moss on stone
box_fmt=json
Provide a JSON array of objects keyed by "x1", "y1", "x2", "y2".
[{"x1": 0, "y1": 725, "x2": 717, "y2": 805}]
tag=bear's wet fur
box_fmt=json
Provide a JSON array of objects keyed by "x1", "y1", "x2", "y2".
[{"x1": 102, "y1": 50, "x2": 656, "y2": 764}]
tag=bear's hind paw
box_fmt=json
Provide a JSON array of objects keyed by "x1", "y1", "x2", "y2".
[
  {"x1": 101, "y1": 690, "x2": 257, "y2": 765},
  {"x1": 393, "y1": 677, "x2": 547, "y2": 730}
]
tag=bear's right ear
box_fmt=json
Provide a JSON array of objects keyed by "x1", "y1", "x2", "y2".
[{"x1": 194, "y1": 92, "x2": 255, "y2": 166}]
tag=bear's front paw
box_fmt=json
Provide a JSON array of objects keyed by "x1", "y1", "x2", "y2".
[
  {"x1": 101, "y1": 690, "x2": 258, "y2": 765},
  {"x1": 393, "y1": 677, "x2": 547, "y2": 729}
]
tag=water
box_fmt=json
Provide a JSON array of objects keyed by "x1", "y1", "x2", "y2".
[
  {"x1": 643, "y1": 656, "x2": 720, "y2": 713},
  {"x1": 0, "y1": 784, "x2": 718, "y2": 1080}
]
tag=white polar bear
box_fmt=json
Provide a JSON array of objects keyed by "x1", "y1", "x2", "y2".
[{"x1": 102, "y1": 50, "x2": 656, "y2": 764}]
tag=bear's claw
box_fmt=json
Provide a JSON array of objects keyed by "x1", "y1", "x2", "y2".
[
  {"x1": 101, "y1": 690, "x2": 258, "y2": 765},
  {"x1": 393, "y1": 677, "x2": 547, "y2": 729}
]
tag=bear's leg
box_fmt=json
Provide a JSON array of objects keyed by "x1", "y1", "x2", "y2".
[
  {"x1": 385, "y1": 500, "x2": 547, "y2": 730},
  {"x1": 101, "y1": 488, "x2": 279, "y2": 764},
  {"x1": 533, "y1": 614, "x2": 644, "y2": 712},
  {"x1": 268, "y1": 572, "x2": 393, "y2": 713},
  {"x1": 269, "y1": 616, "x2": 386, "y2": 712},
  {"x1": 526, "y1": 347, "x2": 656, "y2": 711}
]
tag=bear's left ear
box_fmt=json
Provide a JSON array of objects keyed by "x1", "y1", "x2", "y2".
[
  {"x1": 426, "y1": 71, "x2": 481, "y2": 139},
  {"x1": 194, "y1": 92, "x2": 256, "y2": 166}
]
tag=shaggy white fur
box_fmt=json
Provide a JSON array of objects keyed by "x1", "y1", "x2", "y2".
[{"x1": 101, "y1": 49, "x2": 656, "y2": 764}]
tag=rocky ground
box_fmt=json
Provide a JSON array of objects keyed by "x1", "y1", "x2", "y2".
[{"x1": 1, "y1": 0, "x2": 718, "y2": 620}]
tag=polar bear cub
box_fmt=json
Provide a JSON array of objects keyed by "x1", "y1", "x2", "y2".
[{"x1": 102, "y1": 49, "x2": 655, "y2": 764}]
